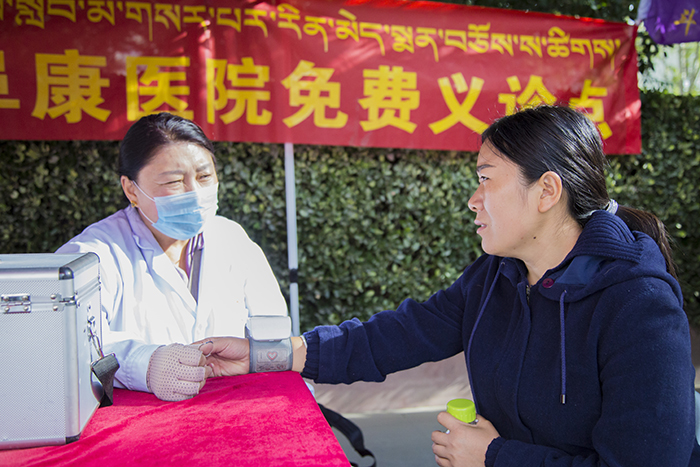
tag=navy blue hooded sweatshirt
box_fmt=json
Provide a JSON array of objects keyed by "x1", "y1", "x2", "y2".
[{"x1": 302, "y1": 211, "x2": 700, "y2": 466}]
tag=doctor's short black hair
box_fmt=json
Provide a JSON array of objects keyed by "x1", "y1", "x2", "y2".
[{"x1": 118, "y1": 112, "x2": 216, "y2": 181}]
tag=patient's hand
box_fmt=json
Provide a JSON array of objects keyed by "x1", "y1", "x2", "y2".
[{"x1": 194, "y1": 337, "x2": 251, "y2": 377}]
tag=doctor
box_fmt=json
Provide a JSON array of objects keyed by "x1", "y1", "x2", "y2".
[{"x1": 57, "y1": 113, "x2": 288, "y2": 401}]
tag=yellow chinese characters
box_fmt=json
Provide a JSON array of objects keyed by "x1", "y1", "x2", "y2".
[
  {"x1": 498, "y1": 75, "x2": 556, "y2": 115},
  {"x1": 32, "y1": 49, "x2": 110, "y2": 123},
  {"x1": 0, "y1": 51, "x2": 21, "y2": 110},
  {"x1": 360, "y1": 65, "x2": 419, "y2": 133},
  {"x1": 282, "y1": 60, "x2": 347, "y2": 129},
  {"x1": 8, "y1": 48, "x2": 618, "y2": 140},
  {"x1": 126, "y1": 56, "x2": 192, "y2": 121},
  {"x1": 570, "y1": 79, "x2": 612, "y2": 139},
  {"x1": 429, "y1": 73, "x2": 488, "y2": 135},
  {"x1": 206, "y1": 57, "x2": 271, "y2": 125}
]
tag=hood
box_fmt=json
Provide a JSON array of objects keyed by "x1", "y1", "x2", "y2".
[
  {"x1": 535, "y1": 210, "x2": 682, "y2": 307},
  {"x1": 494, "y1": 210, "x2": 682, "y2": 305}
]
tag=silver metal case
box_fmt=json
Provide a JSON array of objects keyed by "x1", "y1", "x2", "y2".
[{"x1": 0, "y1": 253, "x2": 103, "y2": 449}]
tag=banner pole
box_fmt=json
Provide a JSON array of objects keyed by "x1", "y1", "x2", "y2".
[{"x1": 284, "y1": 142, "x2": 300, "y2": 337}]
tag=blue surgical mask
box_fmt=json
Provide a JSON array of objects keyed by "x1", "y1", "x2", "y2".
[{"x1": 133, "y1": 182, "x2": 219, "y2": 240}]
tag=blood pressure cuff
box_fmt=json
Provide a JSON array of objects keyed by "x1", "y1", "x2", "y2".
[{"x1": 245, "y1": 316, "x2": 293, "y2": 373}]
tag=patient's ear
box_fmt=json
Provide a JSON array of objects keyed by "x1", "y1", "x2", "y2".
[{"x1": 537, "y1": 171, "x2": 563, "y2": 213}]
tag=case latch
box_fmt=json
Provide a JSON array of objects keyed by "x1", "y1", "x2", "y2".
[{"x1": 1, "y1": 294, "x2": 31, "y2": 313}]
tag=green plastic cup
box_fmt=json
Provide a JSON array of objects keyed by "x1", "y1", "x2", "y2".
[{"x1": 447, "y1": 398, "x2": 476, "y2": 424}]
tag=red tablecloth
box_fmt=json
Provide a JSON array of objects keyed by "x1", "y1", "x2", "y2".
[{"x1": 0, "y1": 372, "x2": 350, "y2": 467}]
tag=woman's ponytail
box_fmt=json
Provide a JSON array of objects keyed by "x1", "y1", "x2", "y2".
[{"x1": 616, "y1": 206, "x2": 678, "y2": 280}]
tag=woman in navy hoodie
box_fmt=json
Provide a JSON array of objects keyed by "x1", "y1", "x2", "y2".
[{"x1": 200, "y1": 105, "x2": 700, "y2": 466}]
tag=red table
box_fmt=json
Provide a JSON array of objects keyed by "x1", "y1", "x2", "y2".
[{"x1": 0, "y1": 372, "x2": 350, "y2": 467}]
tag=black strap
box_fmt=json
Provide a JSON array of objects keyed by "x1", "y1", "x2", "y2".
[
  {"x1": 91, "y1": 353, "x2": 120, "y2": 407},
  {"x1": 319, "y1": 404, "x2": 376, "y2": 467}
]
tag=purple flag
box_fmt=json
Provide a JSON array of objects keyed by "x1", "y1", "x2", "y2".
[{"x1": 638, "y1": 0, "x2": 700, "y2": 44}]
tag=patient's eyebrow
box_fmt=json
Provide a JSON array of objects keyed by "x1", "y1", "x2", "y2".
[{"x1": 476, "y1": 163, "x2": 495, "y2": 174}]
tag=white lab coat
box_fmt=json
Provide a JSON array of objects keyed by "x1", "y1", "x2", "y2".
[{"x1": 56, "y1": 206, "x2": 288, "y2": 392}]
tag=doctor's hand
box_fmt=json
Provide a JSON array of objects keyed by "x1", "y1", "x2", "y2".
[
  {"x1": 146, "y1": 343, "x2": 213, "y2": 402},
  {"x1": 431, "y1": 411, "x2": 500, "y2": 467},
  {"x1": 194, "y1": 337, "x2": 250, "y2": 377}
]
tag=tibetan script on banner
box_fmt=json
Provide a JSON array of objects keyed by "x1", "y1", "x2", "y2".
[{"x1": 0, "y1": 0, "x2": 640, "y2": 153}]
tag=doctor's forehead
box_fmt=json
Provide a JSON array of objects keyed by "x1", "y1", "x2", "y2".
[
  {"x1": 149, "y1": 143, "x2": 215, "y2": 165},
  {"x1": 136, "y1": 143, "x2": 216, "y2": 178}
]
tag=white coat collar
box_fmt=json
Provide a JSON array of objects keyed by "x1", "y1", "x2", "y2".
[{"x1": 125, "y1": 205, "x2": 198, "y2": 313}]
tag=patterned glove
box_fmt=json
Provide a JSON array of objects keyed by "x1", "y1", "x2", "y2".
[{"x1": 146, "y1": 343, "x2": 207, "y2": 402}]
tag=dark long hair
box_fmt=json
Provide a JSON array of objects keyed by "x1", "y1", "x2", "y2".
[
  {"x1": 482, "y1": 105, "x2": 677, "y2": 279},
  {"x1": 118, "y1": 113, "x2": 215, "y2": 182}
]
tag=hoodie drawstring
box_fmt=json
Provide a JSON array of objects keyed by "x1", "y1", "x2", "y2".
[
  {"x1": 559, "y1": 290, "x2": 568, "y2": 405},
  {"x1": 468, "y1": 267, "x2": 569, "y2": 407},
  {"x1": 466, "y1": 262, "x2": 503, "y2": 414}
]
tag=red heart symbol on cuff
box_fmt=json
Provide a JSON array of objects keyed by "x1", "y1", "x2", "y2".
[{"x1": 267, "y1": 351, "x2": 278, "y2": 361}]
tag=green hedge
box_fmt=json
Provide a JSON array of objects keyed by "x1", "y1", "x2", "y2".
[{"x1": 1, "y1": 90, "x2": 699, "y2": 329}]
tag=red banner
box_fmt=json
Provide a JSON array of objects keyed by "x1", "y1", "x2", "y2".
[{"x1": 0, "y1": 0, "x2": 640, "y2": 153}]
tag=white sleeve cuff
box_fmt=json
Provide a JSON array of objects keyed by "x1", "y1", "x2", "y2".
[{"x1": 106, "y1": 340, "x2": 162, "y2": 393}]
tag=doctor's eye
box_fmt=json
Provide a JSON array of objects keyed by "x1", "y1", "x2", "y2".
[{"x1": 198, "y1": 172, "x2": 216, "y2": 183}]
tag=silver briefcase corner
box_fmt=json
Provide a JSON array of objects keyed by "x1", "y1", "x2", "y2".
[{"x1": 0, "y1": 252, "x2": 103, "y2": 449}]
